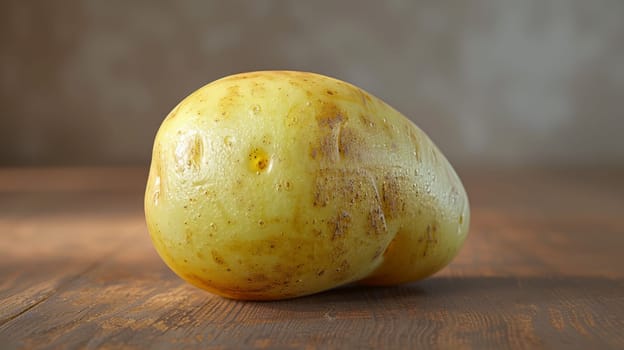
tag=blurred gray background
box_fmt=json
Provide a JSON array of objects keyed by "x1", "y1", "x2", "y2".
[{"x1": 1, "y1": 0, "x2": 623, "y2": 167}]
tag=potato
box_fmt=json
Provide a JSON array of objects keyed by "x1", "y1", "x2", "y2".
[{"x1": 144, "y1": 71, "x2": 469, "y2": 300}]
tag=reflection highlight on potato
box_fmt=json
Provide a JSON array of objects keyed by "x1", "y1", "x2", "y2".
[{"x1": 144, "y1": 71, "x2": 470, "y2": 300}]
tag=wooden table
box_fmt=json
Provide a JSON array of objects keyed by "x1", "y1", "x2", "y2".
[{"x1": 1, "y1": 167, "x2": 622, "y2": 349}]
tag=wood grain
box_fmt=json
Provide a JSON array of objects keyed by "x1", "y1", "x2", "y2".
[{"x1": 1, "y1": 167, "x2": 623, "y2": 349}]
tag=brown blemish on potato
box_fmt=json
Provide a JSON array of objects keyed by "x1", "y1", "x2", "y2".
[
  {"x1": 337, "y1": 127, "x2": 362, "y2": 159},
  {"x1": 320, "y1": 133, "x2": 339, "y2": 160},
  {"x1": 312, "y1": 169, "x2": 359, "y2": 207},
  {"x1": 211, "y1": 250, "x2": 226, "y2": 265},
  {"x1": 312, "y1": 175, "x2": 330, "y2": 207},
  {"x1": 310, "y1": 102, "x2": 367, "y2": 161},
  {"x1": 359, "y1": 113, "x2": 376, "y2": 128},
  {"x1": 330, "y1": 242, "x2": 348, "y2": 260},
  {"x1": 334, "y1": 259, "x2": 351, "y2": 281},
  {"x1": 380, "y1": 175, "x2": 406, "y2": 219},
  {"x1": 422, "y1": 223, "x2": 440, "y2": 257},
  {"x1": 309, "y1": 144, "x2": 319, "y2": 160},
  {"x1": 174, "y1": 132, "x2": 203, "y2": 171},
  {"x1": 368, "y1": 206, "x2": 387, "y2": 236},
  {"x1": 310, "y1": 130, "x2": 342, "y2": 161},
  {"x1": 311, "y1": 168, "x2": 395, "y2": 253},
  {"x1": 248, "y1": 148, "x2": 271, "y2": 173},
  {"x1": 315, "y1": 102, "x2": 345, "y2": 128},
  {"x1": 329, "y1": 211, "x2": 351, "y2": 240},
  {"x1": 189, "y1": 135, "x2": 203, "y2": 167}
]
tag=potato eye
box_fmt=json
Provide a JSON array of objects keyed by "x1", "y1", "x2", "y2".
[{"x1": 248, "y1": 148, "x2": 271, "y2": 173}]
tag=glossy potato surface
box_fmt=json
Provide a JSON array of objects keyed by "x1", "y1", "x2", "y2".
[{"x1": 145, "y1": 71, "x2": 470, "y2": 300}]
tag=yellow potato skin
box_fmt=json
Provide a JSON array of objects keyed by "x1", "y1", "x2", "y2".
[{"x1": 145, "y1": 71, "x2": 469, "y2": 300}]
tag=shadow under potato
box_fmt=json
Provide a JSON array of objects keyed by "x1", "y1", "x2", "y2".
[{"x1": 254, "y1": 275, "x2": 623, "y2": 309}]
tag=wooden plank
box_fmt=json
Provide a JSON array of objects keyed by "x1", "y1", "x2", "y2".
[
  {"x1": 0, "y1": 167, "x2": 147, "y2": 193},
  {"x1": 0, "y1": 168, "x2": 623, "y2": 349}
]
